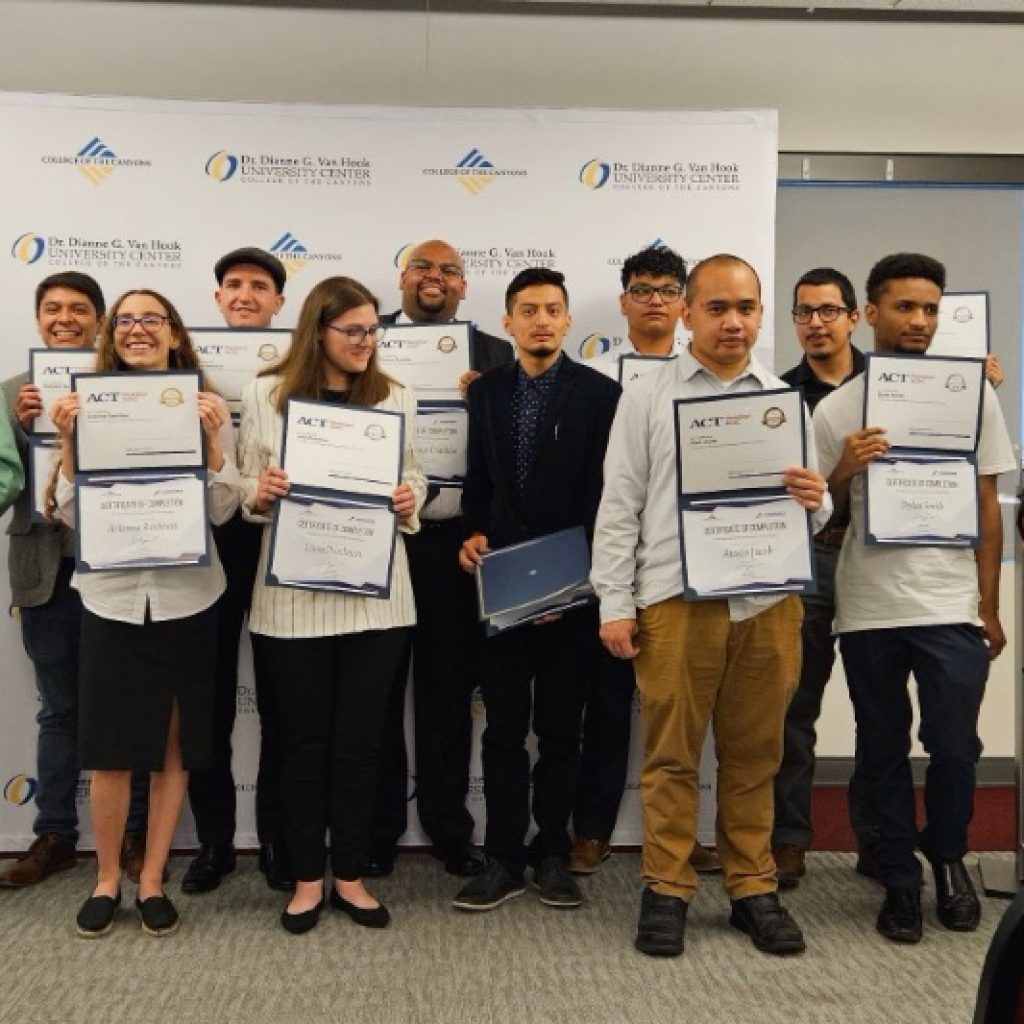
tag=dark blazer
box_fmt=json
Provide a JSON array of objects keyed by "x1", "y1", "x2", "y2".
[
  {"x1": 463, "y1": 356, "x2": 621, "y2": 550},
  {"x1": 380, "y1": 310, "x2": 513, "y2": 373},
  {"x1": 3, "y1": 372, "x2": 64, "y2": 607}
]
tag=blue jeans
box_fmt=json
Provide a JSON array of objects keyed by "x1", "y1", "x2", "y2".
[
  {"x1": 21, "y1": 561, "x2": 147, "y2": 843},
  {"x1": 839, "y1": 624, "x2": 988, "y2": 889}
]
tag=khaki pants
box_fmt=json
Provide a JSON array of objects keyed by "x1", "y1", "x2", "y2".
[{"x1": 634, "y1": 595, "x2": 802, "y2": 900}]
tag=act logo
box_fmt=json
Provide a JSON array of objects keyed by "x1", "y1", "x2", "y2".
[
  {"x1": 10, "y1": 233, "x2": 45, "y2": 265},
  {"x1": 579, "y1": 159, "x2": 611, "y2": 190},
  {"x1": 4, "y1": 775, "x2": 38, "y2": 807},
  {"x1": 205, "y1": 150, "x2": 240, "y2": 182}
]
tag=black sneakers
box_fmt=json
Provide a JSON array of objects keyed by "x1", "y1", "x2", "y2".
[
  {"x1": 730, "y1": 892, "x2": 806, "y2": 955},
  {"x1": 635, "y1": 887, "x2": 687, "y2": 957},
  {"x1": 451, "y1": 859, "x2": 526, "y2": 912},
  {"x1": 532, "y1": 856, "x2": 583, "y2": 909}
]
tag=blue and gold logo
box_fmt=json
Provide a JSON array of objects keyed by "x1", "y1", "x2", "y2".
[
  {"x1": 269, "y1": 231, "x2": 310, "y2": 276},
  {"x1": 74, "y1": 137, "x2": 117, "y2": 186},
  {"x1": 579, "y1": 334, "x2": 611, "y2": 360},
  {"x1": 455, "y1": 149, "x2": 495, "y2": 196},
  {"x1": 205, "y1": 150, "x2": 239, "y2": 182},
  {"x1": 11, "y1": 233, "x2": 45, "y2": 265},
  {"x1": 393, "y1": 242, "x2": 416, "y2": 270},
  {"x1": 579, "y1": 159, "x2": 611, "y2": 190},
  {"x1": 4, "y1": 775, "x2": 37, "y2": 807}
]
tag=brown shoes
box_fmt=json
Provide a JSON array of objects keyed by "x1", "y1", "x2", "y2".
[
  {"x1": 0, "y1": 833, "x2": 76, "y2": 887},
  {"x1": 568, "y1": 838, "x2": 611, "y2": 875},
  {"x1": 689, "y1": 842, "x2": 722, "y2": 874},
  {"x1": 120, "y1": 831, "x2": 147, "y2": 885},
  {"x1": 772, "y1": 845, "x2": 806, "y2": 889}
]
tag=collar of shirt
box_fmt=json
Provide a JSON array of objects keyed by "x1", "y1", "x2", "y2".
[
  {"x1": 785, "y1": 344, "x2": 865, "y2": 387},
  {"x1": 515, "y1": 352, "x2": 563, "y2": 392},
  {"x1": 675, "y1": 344, "x2": 776, "y2": 391}
]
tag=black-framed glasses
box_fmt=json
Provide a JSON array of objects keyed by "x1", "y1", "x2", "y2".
[
  {"x1": 325, "y1": 323, "x2": 381, "y2": 345},
  {"x1": 112, "y1": 314, "x2": 170, "y2": 333},
  {"x1": 405, "y1": 258, "x2": 464, "y2": 279},
  {"x1": 792, "y1": 304, "x2": 849, "y2": 324},
  {"x1": 625, "y1": 284, "x2": 684, "y2": 304}
]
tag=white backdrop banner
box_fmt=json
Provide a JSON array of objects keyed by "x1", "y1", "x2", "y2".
[{"x1": 0, "y1": 91, "x2": 776, "y2": 850}]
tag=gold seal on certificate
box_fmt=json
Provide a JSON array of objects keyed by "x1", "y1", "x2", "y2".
[
  {"x1": 377, "y1": 321, "x2": 472, "y2": 400},
  {"x1": 191, "y1": 328, "x2": 291, "y2": 418}
]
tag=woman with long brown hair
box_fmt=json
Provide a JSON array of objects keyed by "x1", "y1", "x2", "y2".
[
  {"x1": 48, "y1": 288, "x2": 239, "y2": 938},
  {"x1": 238, "y1": 275, "x2": 425, "y2": 934}
]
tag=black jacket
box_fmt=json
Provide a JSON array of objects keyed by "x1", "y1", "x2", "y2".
[{"x1": 463, "y1": 356, "x2": 621, "y2": 549}]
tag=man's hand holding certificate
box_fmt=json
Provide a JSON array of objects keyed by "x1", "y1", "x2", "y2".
[
  {"x1": 674, "y1": 388, "x2": 818, "y2": 599},
  {"x1": 861, "y1": 353, "x2": 984, "y2": 547},
  {"x1": 265, "y1": 398, "x2": 405, "y2": 596}
]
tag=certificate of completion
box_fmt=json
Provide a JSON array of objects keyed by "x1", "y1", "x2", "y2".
[
  {"x1": 679, "y1": 496, "x2": 813, "y2": 598},
  {"x1": 282, "y1": 399, "x2": 403, "y2": 498},
  {"x1": 929, "y1": 293, "x2": 989, "y2": 359},
  {"x1": 865, "y1": 455, "x2": 978, "y2": 547},
  {"x1": 863, "y1": 354, "x2": 984, "y2": 453},
  {"x1": 29, "y1": 437, "x2": 61, "y2": 522},
  {"x1": 377, "y1": 322, "x2": 471, "y2": 399},
  {"x1": 73, "y1": 371, "x2": 204, "y2": 473},
  {"x1": 675, "y1": 389, "x2": 804, "y2": 496},
  {"x1": 29, "y1": 348, "x2": 98, "y2": 435},
  {"x1": 618, "y1": 354, "x2": 675, "y2": 391},
  {"x1": 267, "y1": 494, "x2": 396, "y2": 596},
  {"x1": 76, "y1": 473, "x2": 209, "y2": 571},
  {"x1": 191, "y1": 328, "x2": 290, "y2": 417},
  {"x1": 415, "y1": 402, "x2": 468, "y2": 486}
]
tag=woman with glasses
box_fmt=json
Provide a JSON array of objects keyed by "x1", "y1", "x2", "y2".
[
  {"x1": 47, "y1": 289, "x2": 239, "y2": 938},
  {"x1": 237, "y1": 275, "x2": 425, "y2": 934}
]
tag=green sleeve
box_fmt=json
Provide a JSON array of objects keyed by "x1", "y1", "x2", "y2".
[{"x1": 0, "y1": 391, "x2": 26, "y2": 515}]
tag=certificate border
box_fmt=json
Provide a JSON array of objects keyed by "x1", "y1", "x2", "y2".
[
  {"x1": 71, "y1": 370, "x2": 206, "y2": 474},
  {"x1": 676, "y1": 493, "x2": 817, "y2": 601},
  {"x1": 28, "y1": 436, "x2": 61, "y2": 523},
  {"x1": 280, "y1": 397, "x2": 405, "y2": 499},
  {"x1": 672, "y1": 387, "x2": 807, "y2": 501},
  {"x1": 73, "y1": 469, "x2": 212, "y2": 573},
  {"x1": 862, "y1": 352, "x2": 986, "y2": 455},
  {"x1": 863, "y1": 452, "x2": 980, "y2": 549},
  {"x1": 377, "y1": 319, "x2": 474, "y2": 396},
  {"x1": 28, "y1": 347, "x2": 99, "y2": 437},
  {"x1": 617, "y1": 353, "x2": 676, "y2": 388},
  {"x1": 264, "y1": 490, "x2": 397, "y2": 598},
  {"x1": 416, "y1": 399, "x2": 468, "y2": 488}
]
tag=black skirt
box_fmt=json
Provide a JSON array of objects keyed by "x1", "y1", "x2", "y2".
[{"x1": 78, "y1": 605, "x2": 216, "y2": 771}]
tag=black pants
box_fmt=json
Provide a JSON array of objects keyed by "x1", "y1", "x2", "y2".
[
  {"x1": 840, "y1": 624, "x2": 988, "y2": 890},
  {"x1": 772, "y1": 540, "x2": 877, "y2": 852},
  {"x1": 572, "y1": 650, "x2": 634, "y2": 842},
  {"x1": 372, "y1": 518, "x2": 483, "y2": 857},
  {"x1": 260, "y1": 628, "x2": 411, "y2": 881},
  {"x1": 480, "y1": 605, "x2": 597, "y2": 875},
  {"x1": 187, "y1": 514, "x2": 283, "y2": 848}
]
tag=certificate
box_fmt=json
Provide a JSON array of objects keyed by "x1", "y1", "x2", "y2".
[
  {"x1": 864, "y1": 455, "x2": 978, "y2": 547},
  {"x1": 377, "y1": 321, "x2": 472, "y2": 399},
  {"x1": 266, "y1": 492, "x2": 396, "y2": 597},
  {"x1": 415, "y1": 402, "x2": 467, "y2": 486},
  {"x1": 618, "y1": 354, "x2": 675, "y2": 391},
  {"x1": 28, "y1": 437, "x2": 61, "y2": 522},
  {"x1": 75, "y1": 472, "x2": 209, "y2": 572},
  {"x1": 679, "y1": 495, "x2": 814, "y2": 599},
  {"x1": 281, "y1": 399, "x2": 403, "y2": 498},
  {"x1": 863, "y1": 353, "x2": 984, "y2": 453},
  {"x1": 674, "y1": 389, "x2": 804, "y2": 496},
  {"x1": 72, "y1": 371, "x2": 204, "y2": 473},
  {"x1": 29, "y1": 348, "x2": 97, "y2": 435},
  {"x1": 191, "y1": 328, "x2": 290, "y2": 418},
  {"x1": 476, "y1": 526, "x2": 595, "y2": 634},
  {"x1": 929, "y1": 293, "x2": 990, "y2": 358}
]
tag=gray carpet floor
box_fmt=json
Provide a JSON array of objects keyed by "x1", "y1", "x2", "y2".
[{"x1": 0, "y1": 851, "x2": 1010, "y2": 1024}]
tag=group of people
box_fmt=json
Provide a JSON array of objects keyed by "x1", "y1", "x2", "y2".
[{"x1": 0, "y1": 239, "x2": 1012, "y2": 959}]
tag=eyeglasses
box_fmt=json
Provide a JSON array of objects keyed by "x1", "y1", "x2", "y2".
[
  {"x1": 405, "y1": 258, "x2": 464, "y2": 279},
  {"x1": 792, "y1": 304, "x2": 849, "y2": 325},
  {"x1": 325, "y1": 323, "x2": 380, "y2": 345},
  {"x1": 625, "y1": 284, "x2": 684, "y2": 304},
  {"x1": 112, "y1": 314, "x2": 170, "y2": 333}
]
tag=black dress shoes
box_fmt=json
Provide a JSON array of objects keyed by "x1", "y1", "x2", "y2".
[
  {"x1": 330, "y1": 888, "x2": 390, "y2": 928},
  {"x1": 259, "y1": 842, "x2": 295, "y2": 893},
  {"x1": 442, "y1": 845, "x2": 485, "y2": 877},
  {"x1": 876, "y1": 887, "x2": 923, "y2": 944},
  {"x1": 729, "y1": 892, "x2": 806, "y2": 955},
  {"x1": 931, "y1": 859, "x2": 981, "y2": 931},
  {"x1": 280, "y1": 899, "x2": 323, "y2": 935},
  {"x1": 635, "y1": 887, "x2": 687, "y2": 957},
  {"x1": 181, "y1": 844, "x2": 236, "y2": 894}
]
